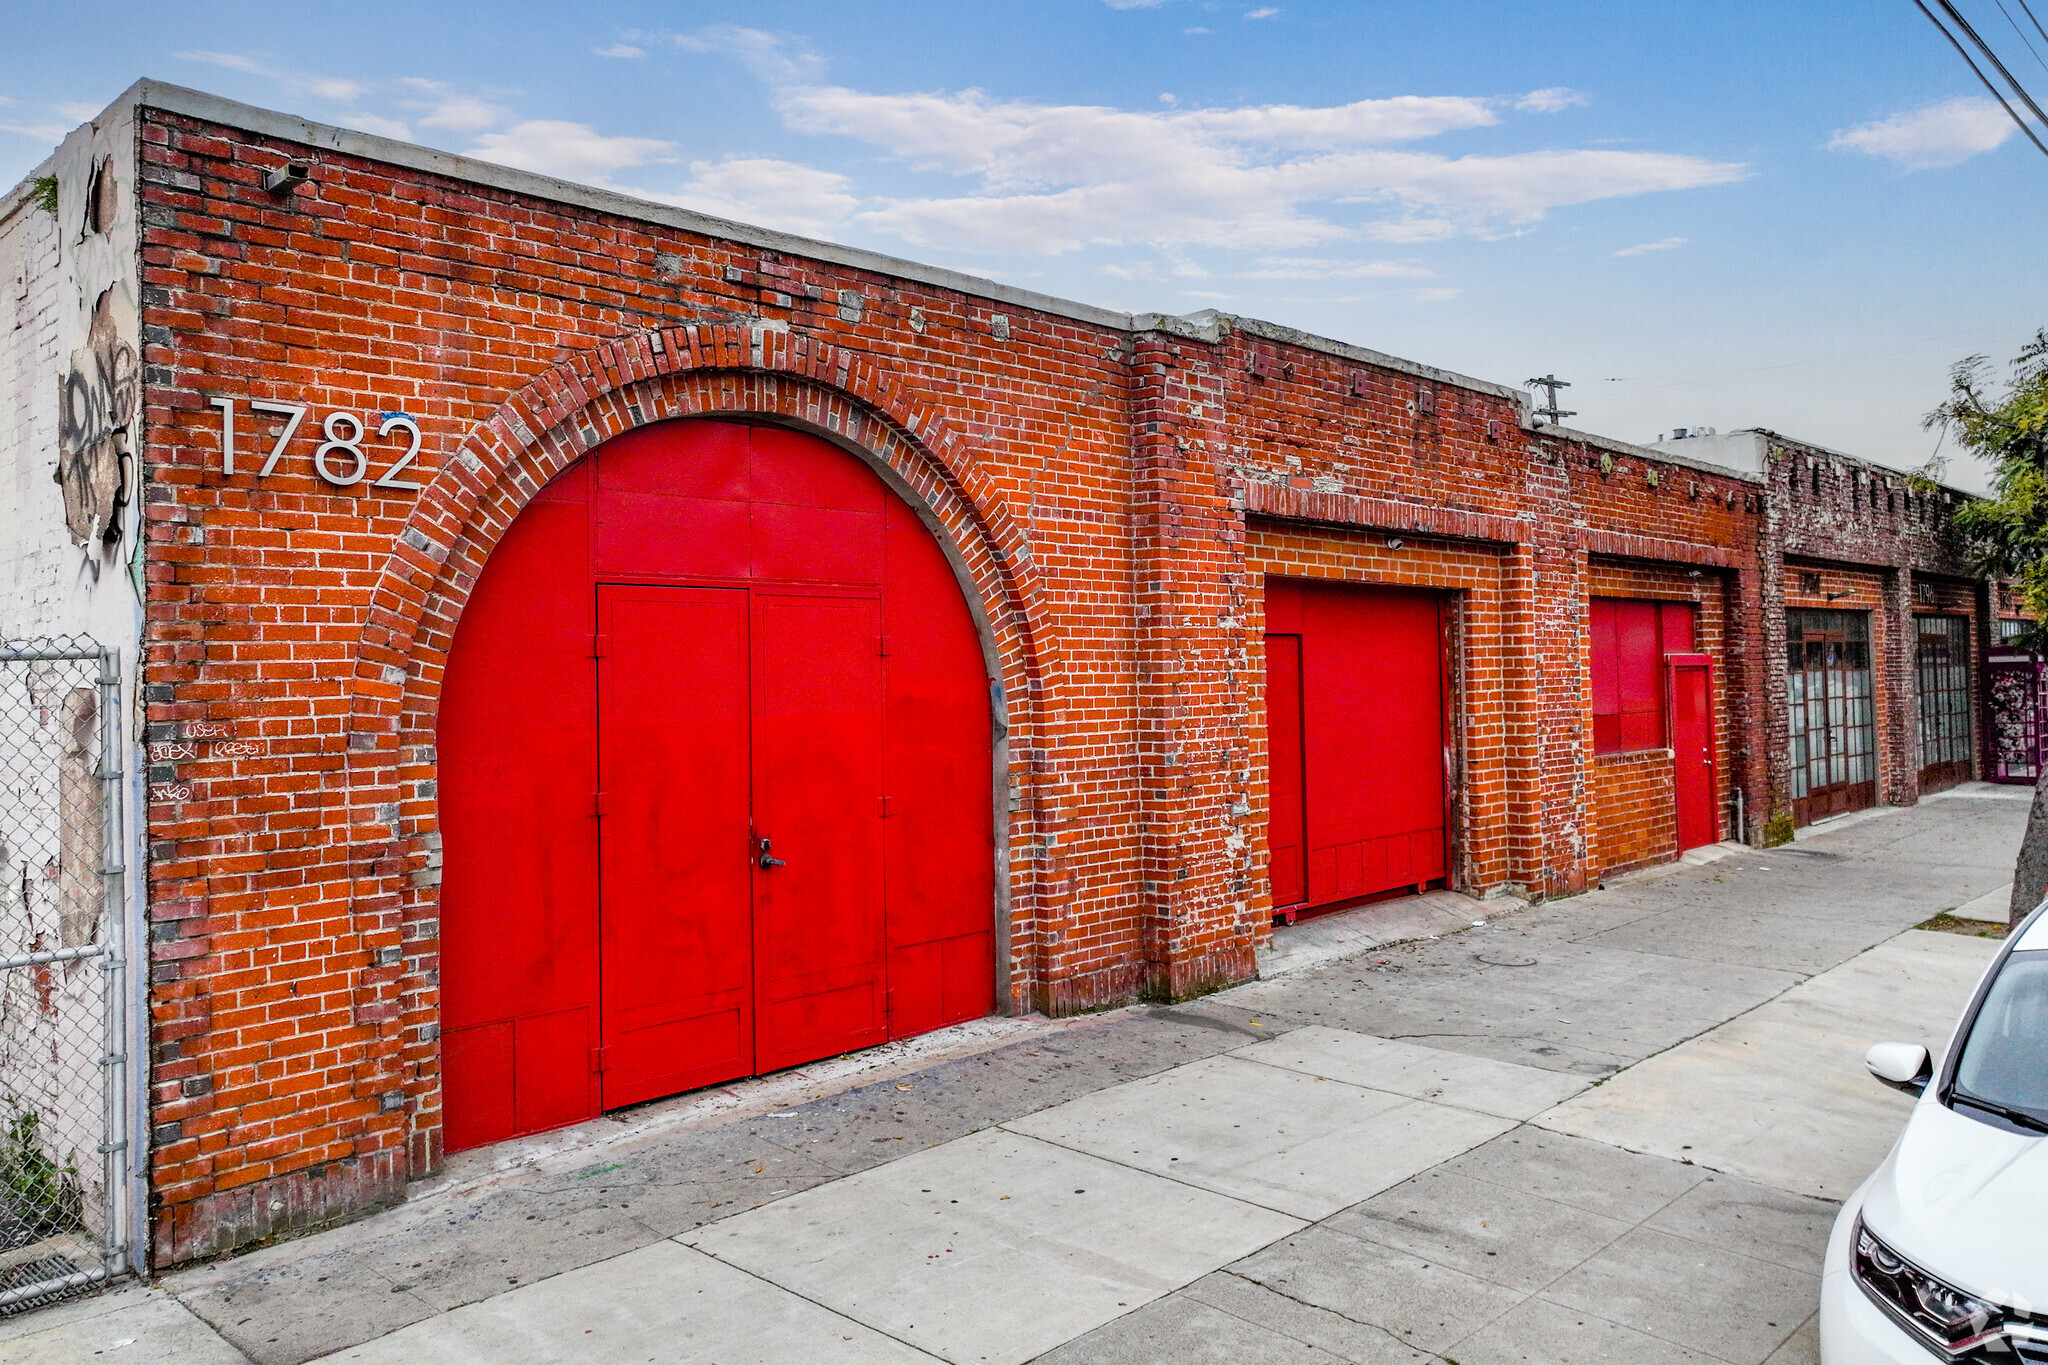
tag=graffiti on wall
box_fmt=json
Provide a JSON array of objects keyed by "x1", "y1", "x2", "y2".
[{"x1": 53, "y1": 286, "x2": 136, "y2": 548}]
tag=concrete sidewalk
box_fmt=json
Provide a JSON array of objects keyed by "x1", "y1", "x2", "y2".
[{"x1": 0, "y1": 787, "x2": 2022, "y2": 1364}]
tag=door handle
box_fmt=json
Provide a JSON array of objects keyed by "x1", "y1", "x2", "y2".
[{"x1": 757, "y1": 837, "x2": 786, "y2": 870}]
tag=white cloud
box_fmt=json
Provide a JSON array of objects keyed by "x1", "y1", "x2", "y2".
[
  {"x1": 1186, "y1": 26, "x2": 1212, "y2": 34},
  {"x1": 0, "y1": 121, "x2": 71, "y2": 142},
  {"x1": 340, "y1": 112, "x2": 412, "y2": 141},
  {"x1": 1518, "y1": 87, "x2": 1590, "y2": 113},
  {"x1": 1103, "y1": 0, "x2": 1172, "y2": 7},
  {"x1": 1415, "y1": 287, "x2": 1463, "y2": 302},
  {"x1": 767, "y1": 84, "x2": 1743, "y2": 254},
  {"x1": 309, "y1": 77, "x2": 366, "y2": 103},
  {"x1": 1614, "y1": 235, "x2": 1687, "y2": 257},
  {"x1": 177, "y1": 51, "x2": 368, "y2": 113},
  {"x1": 1246, "y1": 7, "x2": 1281, "y2": 17},
  {"x1": 1099, "y1": 261, "x2": 1158, "y2": 279},
  {"x1": 596, "y1": 44, "x2": 646, "y2": 59},
  {"x1": 1241, "y1": 256, "x2": 1432, "y2": 278},
  {"x1": 663, "y1": 156, "x2": 860, "y2": 238},
  {"x1": 467, "y1": 121, "x2": 677, "y2": 184},
  {"x1": 1829, "y1": 96, "x2": 2017, "y2": 170},
  {"x1": 175, "y1": 50, "x2": 275, "y2": 76},
  {"x1": 674, "y1": 26, "x2": 824, "y2": 85},
  {"x1": 420, "y1": 97, "x2": 506, "y2": 132},
  {"x1": 387, "y1": 80, "x2": 510, "y2": 133}
]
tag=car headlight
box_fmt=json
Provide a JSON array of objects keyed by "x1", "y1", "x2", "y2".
[{"x1": 1853, "y1": 1216, "x2": 2005, "y2": 1356}]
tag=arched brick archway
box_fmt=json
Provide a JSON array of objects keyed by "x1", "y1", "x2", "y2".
[{"x1": 334, "y1": 328, "x2": 1051, "y2": 1173}]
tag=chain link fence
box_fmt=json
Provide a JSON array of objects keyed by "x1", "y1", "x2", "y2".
[{"x1": 0, "y1": 639, "x2": 129, "y2": 1310}]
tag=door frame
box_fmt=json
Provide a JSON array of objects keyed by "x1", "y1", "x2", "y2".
[
  {"x1": 1787, "y1": 610, "x2": 1877, "y2": 827},
  {"x1": 1914, "y1": 613, "x2": 1974, "y2": 793},
  {"x1": 1664, "y1": 652, "x2": 1717, "y2": 852},
  {"x1": 1259, "y1": 577, "x2": 1458, "y2": 923}
]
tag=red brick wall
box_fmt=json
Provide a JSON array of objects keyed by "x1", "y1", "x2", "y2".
[
  {"x1": 129, "y1": 103, "x2": 1777, "y2": 1262},
  {"x1": 1592, "y1": 751, "x2": 1680, "y2": 877}
]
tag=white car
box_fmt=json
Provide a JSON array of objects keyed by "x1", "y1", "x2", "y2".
[{"x1": 1821, "y1": 900, "x2": 2048, "y2": 1362}]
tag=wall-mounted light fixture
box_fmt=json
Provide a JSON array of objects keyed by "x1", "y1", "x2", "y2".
[{"x1": 1387, "y1": 537, "x2": 1404, "y2": 550}]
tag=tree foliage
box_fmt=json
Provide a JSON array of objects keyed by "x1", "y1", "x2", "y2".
[{"x1": 1933, "y1": 330, "x2": 2048, "y2": 637}]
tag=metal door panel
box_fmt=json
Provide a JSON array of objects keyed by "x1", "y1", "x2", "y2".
[
  {"x1": 750, "y1": 502, "x2": 885, "y2": 585},
  {"x1": 596, "y1": 584, "x2": 754, "y2": 1108},
  {"x1": 593, "y1": 489, "x2": 751, "y2": 581},
  {"x1": 1290, "y1": 582, "x2": 1448, "y2": 912},
  {"x1": 1264, "y1": 633, "x2": 1307, "y2": 909},
  {"x1": 752, "y1": 592, "x2": 888, "y2": 1072},
  {"x1": 881, "y1": 497, "x2": 994, "y2": 1029},
  {"x1": 596, "y1": 418, "x2": 751, "y2": 499},
  {"x1": 439, "y1": 493, "x2": 599, "y2": 1150}
]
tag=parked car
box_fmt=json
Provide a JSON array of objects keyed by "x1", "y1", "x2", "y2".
[{"x1": 1821, "y1": 900, "x2": 2048, "y2": 1362}]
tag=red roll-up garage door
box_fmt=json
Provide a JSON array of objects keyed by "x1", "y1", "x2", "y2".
[
  {"x1": 438, "y1": 420, "x2": 995, "y2": 1152},
  {"x1": 1265, "y1": 579, "x2": 1450, "y2": 918}
]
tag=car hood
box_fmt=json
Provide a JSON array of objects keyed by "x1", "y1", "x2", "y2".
[{"x1": 1862, "y1": 1097, "x2": 2048, "y2": 1307}]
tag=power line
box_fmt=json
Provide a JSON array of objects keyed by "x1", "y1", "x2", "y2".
[
  {"x1": 1937, "y1": 0, "x2": 2048, "y2": 128},
  {"x1": 2016, "y1": 0, "x2": 2048, "y2": 50},
  {"x1": 1994, "y1": 0, "x2": 2048, "y2": 74},
  {"x1": 1909, "y1": 0, "x2": 2048, "y2": 160}
]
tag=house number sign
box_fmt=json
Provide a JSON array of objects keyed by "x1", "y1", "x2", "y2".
[{"x1": 207, "y1": 397, "x2": 427, "y2": 491}]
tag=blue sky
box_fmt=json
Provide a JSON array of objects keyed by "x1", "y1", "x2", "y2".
[{"x1": 5, "y1": 1, "x2": 2045, "y2": 488}]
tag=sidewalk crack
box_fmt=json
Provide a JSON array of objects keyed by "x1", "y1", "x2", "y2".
[{"x1": 1212, "y1": 1269, "x2": 1465, "y2": 1363}]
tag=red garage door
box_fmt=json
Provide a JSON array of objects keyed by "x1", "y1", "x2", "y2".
[
  {"x1": 438, "y1": 420, "x2": 995, "y2": 1152},
  {"x1": 1265, "y1": 580, "x2": 1450, "y2": 918}
]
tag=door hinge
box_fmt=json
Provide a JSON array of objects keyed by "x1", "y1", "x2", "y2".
[
  {"x1": 592, "y1": 634, "x2": 610, "y2": 659},
  {"x1": 878, "y1": 636, "x2": 891, "y2": 656},
  {"x1": 594, "y1": 792, "x2": 608, "y2": 818},
  {"x1": 590, "y1": 1046, "x2": 610, "y2": 1072},
  {"x1": 881, "y1": 795, "x2": 894, "y2": 818}
]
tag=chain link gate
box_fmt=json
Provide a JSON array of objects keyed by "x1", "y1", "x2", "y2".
[{"x1": 0, "y1": 639, "x2": 129, "y2": 1310}]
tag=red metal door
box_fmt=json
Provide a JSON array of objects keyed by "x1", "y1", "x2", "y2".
[
  {"x1": 596, "y1": 585, "x2": 755, "y2": 1108},
  {"x1": 751, "y1": 591, "x2": 889, "y2": 1072},
  {"x1": 1668, "y1": 655, "x2": 1717, "y2": 852},
  {"x1": 440, "y1": 418, "x2": 993, "y2": 1152},
  {"x1": 1265, "y1": 579, "x2": 1449, "y2": 916},
  {"x1": 1264, "y1": 633, "x2": 1308, "y2": 911}
]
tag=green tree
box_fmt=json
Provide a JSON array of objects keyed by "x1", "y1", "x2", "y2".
[{"x1": 1928, "y1": 330, "x2": 2048, "y2": 926}]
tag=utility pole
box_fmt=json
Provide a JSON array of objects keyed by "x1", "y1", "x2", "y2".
[{"x1": 1526, "y1": 374, "x2": 1575, "y2": 428}]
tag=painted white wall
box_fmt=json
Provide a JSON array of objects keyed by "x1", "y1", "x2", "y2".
[
  {"x1": 0, "y1": 104, "x2": 146, "y2": 1269},
  {"x1": 1648, "y1": 428, "x2": 1768, "y2": 475}
]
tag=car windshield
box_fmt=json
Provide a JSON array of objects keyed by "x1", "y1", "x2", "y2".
[{"x1": 1951, "y1": 949, "x2": 2048, "y2": 1131}]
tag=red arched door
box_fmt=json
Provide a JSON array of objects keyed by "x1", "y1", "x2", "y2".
[{"x1": 438, "y1": 419, "x2": 995, "y2": 1152}]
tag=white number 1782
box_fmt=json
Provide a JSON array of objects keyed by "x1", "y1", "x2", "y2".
[{"x1": 207, "y1": 397, "x2": 426, "y2": 491}]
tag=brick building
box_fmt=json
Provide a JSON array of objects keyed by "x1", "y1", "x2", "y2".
[{"x1": 0, "y1": 81, "x2": 2011, "y2": 1274}]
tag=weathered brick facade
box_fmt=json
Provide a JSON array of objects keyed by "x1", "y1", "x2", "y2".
[{"x1": 0, "y1": 83, "x2": 1997, "y2": 1266}]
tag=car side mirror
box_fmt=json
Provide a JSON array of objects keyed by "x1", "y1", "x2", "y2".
[{"x1": 1866, "y1": 1042, "x2": 1932, "y2": 1096}]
